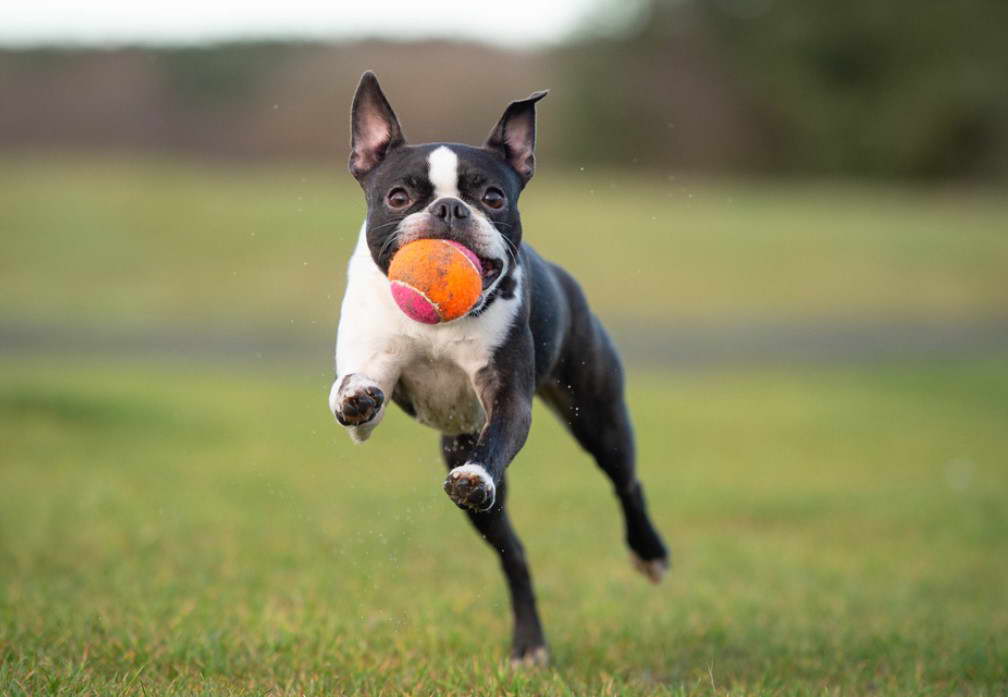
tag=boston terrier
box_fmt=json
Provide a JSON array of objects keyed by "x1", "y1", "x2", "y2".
[{"x1": 329, "y1": 72, "x2": 668, "y2": 667}]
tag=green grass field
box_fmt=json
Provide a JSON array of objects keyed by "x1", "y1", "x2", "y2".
[
  {"x1": 2, "y1": 357, "x2": 1006, "y2": 695},
  {"x1": 2, "y1": 158, "x2": 1007, "y2": 695}
]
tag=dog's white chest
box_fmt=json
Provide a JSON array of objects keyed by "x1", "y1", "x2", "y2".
[
  {"x1": 334, "y1": 223, "x2": 523, "y2": 440},
  {"x1": 398, "y1": 355, "x2": 485, "y2": 435}
]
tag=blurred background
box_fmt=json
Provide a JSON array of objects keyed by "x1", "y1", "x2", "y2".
[
  {"x1": 2, "y1": 1, "x2": 1006, "y2": 695},
  {"x1": 2, "y1": 0, "x2": 1007, "y2": 357}
]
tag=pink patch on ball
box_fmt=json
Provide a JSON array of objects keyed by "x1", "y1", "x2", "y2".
[
  {"x1": 443, "y1": 240, "x2": 483, "y2": 275},
  {"x1": 390, "y1": 281, "x2": 441, "y2": 324}
]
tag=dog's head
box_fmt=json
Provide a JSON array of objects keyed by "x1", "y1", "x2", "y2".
[{"x1": 348, "y1": 71, "x2": 546, "y2": 309}]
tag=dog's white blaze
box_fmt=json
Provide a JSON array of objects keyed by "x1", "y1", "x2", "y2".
[
  {"x1": 332, "y1": 223, "x2": 521, "y2": 440},
  {"x1": 427, "y1": 146, "x2": 460, "y2": 199}
]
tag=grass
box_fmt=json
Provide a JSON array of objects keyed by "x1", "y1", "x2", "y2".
[
  {"x1": 1, "y1": 356, "x2": 1006, "y2": 696},
  {"x1": 2, "y1": 156, "x2": 1006, "y2": 694},
  {"x1": 2, "y1": 156, "x2": 1007, "y2": 333}
]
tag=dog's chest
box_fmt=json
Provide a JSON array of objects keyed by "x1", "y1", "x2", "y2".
[
  {"x1": 396, "y1": 354, "x2": 486, "y2": 436},
  {"x1": 337, "y1": 228, "x2": 524, "y2": 436}
]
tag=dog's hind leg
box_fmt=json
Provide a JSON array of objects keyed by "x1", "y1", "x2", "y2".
[
  {"x1": 539, "y1": 316, "x2": 669, "y2": 583},
  {"x1": 441, "y1": 433, "x2": 548, "y2": 667}
]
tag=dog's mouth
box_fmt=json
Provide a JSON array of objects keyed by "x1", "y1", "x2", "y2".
[{"x1": 478, "y1": 256, "x2": 504, "y2": 290}]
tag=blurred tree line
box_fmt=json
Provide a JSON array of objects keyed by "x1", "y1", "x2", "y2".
[
  {"x1": 622, "y1": 0, "x2": 1008, "y2": 178},
  {"x1": 1, "y1": 0, "x2": 1004, "y2": 179}
]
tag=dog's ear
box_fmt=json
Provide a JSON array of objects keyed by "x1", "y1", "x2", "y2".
[
  {"x1": 484, "y1": 90, "x2": 548, "y2": 184},
  {"x1": 349, "y1": 71, "x2": 405, "y2": 180}
]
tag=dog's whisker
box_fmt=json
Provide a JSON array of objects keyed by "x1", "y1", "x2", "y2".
[{"x1": 376, "y1": 228, "x2": 401, "y2": 261}]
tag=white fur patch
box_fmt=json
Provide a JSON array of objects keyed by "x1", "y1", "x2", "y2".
[
  {"x1": 449, "y1": 463, "x2": 494, "y2": 488},
  {"x1": 427, "y1": 146, "x2": 460, "y2": 199},
  {"x1": 327, "y1": 376, "x2": 343, "y2": 416}
]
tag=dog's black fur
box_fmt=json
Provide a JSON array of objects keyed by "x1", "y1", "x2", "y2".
[{"x1": 334, "y1": 72, "x2": 667, "y2": 665}]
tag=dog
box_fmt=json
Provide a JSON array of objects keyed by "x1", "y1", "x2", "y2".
[{"x1": 328, "y1": 72, "x2": 668, "y2": 666}]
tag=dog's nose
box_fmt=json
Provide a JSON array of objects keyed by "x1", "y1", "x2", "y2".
[{"x1": 430, "y1": 197, "x2": 470, "y2": 225}]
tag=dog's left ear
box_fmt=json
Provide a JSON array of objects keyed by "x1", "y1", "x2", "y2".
[{"x1": 484, "y1": 90, "x2": 548, "y2": 184}]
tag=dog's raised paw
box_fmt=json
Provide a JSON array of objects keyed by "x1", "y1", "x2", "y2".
[
  {"x1": 443, "y1": 464, "x2": 495, "y2": 511},
  {"x1": 631, "y1": 552, "x2": 669, "y2": 584},
  {"x1": 333, "y1": 375, "x2": 384, "y2": 427}
]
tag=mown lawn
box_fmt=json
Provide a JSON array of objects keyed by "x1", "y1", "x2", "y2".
[
  {"x1": 2, "y1": 156, "x2": 1005, "y2": 694},
  {"x1": 2, "y1": 356, "x2": 1005, "y2": 696}
]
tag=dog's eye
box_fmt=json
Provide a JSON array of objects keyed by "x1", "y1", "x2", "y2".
[
  {"x1": 387, "y1": 188, "x2": 411, "y2": 209},
  {"x1": 482, "y1": 188, "x2": 505, "y2": 210}
]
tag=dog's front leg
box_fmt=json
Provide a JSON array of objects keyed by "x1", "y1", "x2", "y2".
[
  {"x1": 443, "y1": 336, "x2": 535, "y2": 512},
  {"x1": 329, "y1": 338, "x2": 402, "y2": 443}
]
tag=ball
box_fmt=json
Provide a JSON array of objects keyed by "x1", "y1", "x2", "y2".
[{"x1": 388, "y1": 239, "x2": 483, "y2": 324}]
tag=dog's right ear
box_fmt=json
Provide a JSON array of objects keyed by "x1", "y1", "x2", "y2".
[{"x1": 349, "y1": 72, "x2": 405, "y2": 180}]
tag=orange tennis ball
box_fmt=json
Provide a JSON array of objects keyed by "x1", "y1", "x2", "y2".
[{"x1": 388, "y1": 239, "x2": 483, "y2": 324}]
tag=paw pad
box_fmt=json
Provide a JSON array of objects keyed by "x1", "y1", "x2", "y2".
[
  {"x1": 443, "y1": 466, "x2": 495, "y2": 511},
  {"x1": 335, "y1": 380, "x2": 384, "y2": 427}
]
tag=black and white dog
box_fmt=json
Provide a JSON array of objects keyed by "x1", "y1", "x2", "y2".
[{"x1": 329, "y1": 72, "x2": 667, "y2": 666}]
